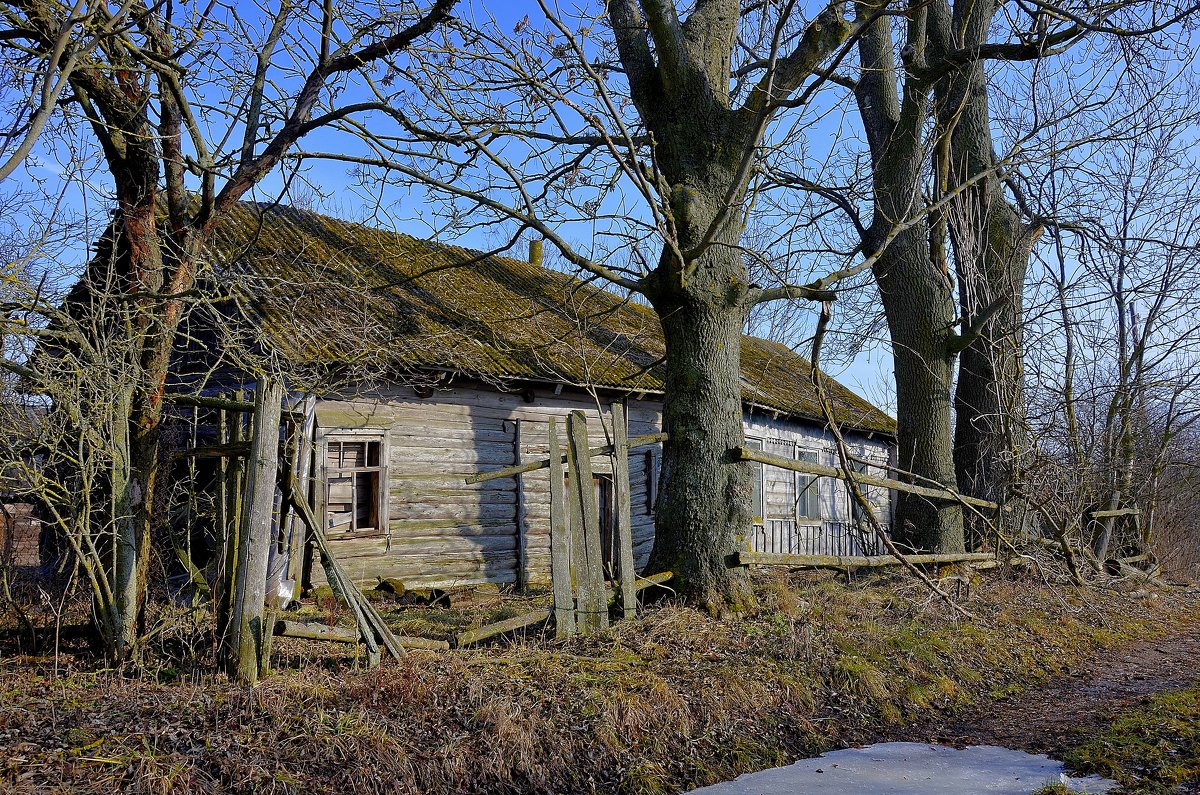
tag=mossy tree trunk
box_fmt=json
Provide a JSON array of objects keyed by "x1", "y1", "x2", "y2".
[
  {"x1": 854, "y1": 0, "x2": 966, "y2": 552},
  {"x1": 644, "y1": 226, "x2": 756, "y2": 612},
  {"x1": 930, "y1": 0, "x2": 1043, "y2": 547},
  {"x1": 607, "y1": 0, "x2": 852, "y2": 609}
]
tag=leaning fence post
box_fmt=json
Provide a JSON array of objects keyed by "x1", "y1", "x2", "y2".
[
  {"x1": 547, "y1": 418, "x2": 575, "y2": 639},
  {"x1": 566, "y1": 411, "x2": 608, "y2": 633},
  {"x1": 611, "y1": 404, "x2": 637, "y2": 620},
  {"x1": 228, "y1": 378, "x2": 283, "y2": 685}
]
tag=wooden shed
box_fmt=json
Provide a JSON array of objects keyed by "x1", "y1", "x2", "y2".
[{"x1": 184, "y1": 204, "x2": 898, "y2": 590}]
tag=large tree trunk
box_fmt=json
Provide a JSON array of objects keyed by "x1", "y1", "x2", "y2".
[
  {"x1": 856, "y1": 4, "x2": 966, "y2": 553},
  {"x1": 874, "y1": 233, "x2": 966, "y2": 552},
  {"x1": 108, "y1": 167, "x2": 167, "y2": 662},
  {"x1": 950, "y1": 198, "x2": 1038, "y2": 545},
  {"x1": 646, "y1": 281, "x2": 754, "y2": 613},
  {"x1": 932, "y1": 4, "x2": 1041, "y2": 546}
]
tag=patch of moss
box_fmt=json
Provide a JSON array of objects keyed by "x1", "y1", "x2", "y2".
[{"x1": 1063, "y1": 681, "x2": 1200, "y2": 794}]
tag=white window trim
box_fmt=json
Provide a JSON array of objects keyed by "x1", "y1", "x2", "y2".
[{"x1": 795, "y1": 447, "x2": 822, "y2": 522}]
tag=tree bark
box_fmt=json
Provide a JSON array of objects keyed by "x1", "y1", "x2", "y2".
[
  {"x1": 855, "y1": 1, "x2": 966, "y2": 552},
  {"x1": 930, "y1": 0, "x2": 1042, "y2": 547},
  {"x1": 873, "y1": 234, "x2": 966, "y2": 552},
  {"x1": 646, "y1": 271, "x2": 754, "y2": 612}
]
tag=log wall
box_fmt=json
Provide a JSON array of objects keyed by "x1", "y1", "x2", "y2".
[{"x1": 307, "y1": 382, "x2": 893, "y2": 588}]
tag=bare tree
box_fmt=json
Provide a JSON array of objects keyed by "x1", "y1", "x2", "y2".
[
  {"x1": 294, "y1": 1, "x2": 890, "y2": 610},
  {"x1": 0, "y1": 0, "x2": 454, "y2": 661},
  {"x1": 1023, "y1": 74, "x2": 1200, "y2": 568}
]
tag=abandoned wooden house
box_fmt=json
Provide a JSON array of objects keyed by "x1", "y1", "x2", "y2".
[{"x1": 171, "y1": 203, "x2": 898, "y2": 592}]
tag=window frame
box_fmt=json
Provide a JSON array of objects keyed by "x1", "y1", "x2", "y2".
[
  {"x1": 745, "y1": 437, "x2": 766, "y2": 524},
  {"x1": 795, "y1": 447, "x2": 823, "y2": 521},
  {"x1": 318, "y1": 429, "x2": 389, "y2": 538}
]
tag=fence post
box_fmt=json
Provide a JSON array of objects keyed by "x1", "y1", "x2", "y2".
[
  {"x1": 228, "y1": 379, "x2": 283, "y2": 685},
  {"x1": 547, "y1": 418, "x2": 575, "y2": 639},
  {"x1": 514, "y1": 419, "x2": 529, "y2": 591},
  {"x1": 565, "y1": 411, "x2": 608, "y2": 633},
  {"x1": 217, "y1": 392, "x2": 247, "y2": 645},
  {"x1": 611, "y1": 404, "x2": 637, "y2": 620}
]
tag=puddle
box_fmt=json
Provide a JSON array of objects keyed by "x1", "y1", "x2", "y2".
[{"x1": 687, "y1": 741, "x2": 1117, "y2": 794}]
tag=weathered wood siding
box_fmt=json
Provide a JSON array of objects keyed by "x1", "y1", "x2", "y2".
[
  {"x1": 1, "y1": 503, "x2": 40, "y2": 568},
  {"x1": 742, "y1": 411, "x2": 893, "y2": 556},
  {"x1": 306, "y1": 383, "x2": 893, "y2": 588},
  {"x1": 309, "y1": 384, "x2": 661, "y2": 588}
]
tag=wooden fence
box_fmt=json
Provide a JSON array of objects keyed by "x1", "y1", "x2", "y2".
[{"x1": 469, "y1": 407, "x2": 667, "y2": 640}]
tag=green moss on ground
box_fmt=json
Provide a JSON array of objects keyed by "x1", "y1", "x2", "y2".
[{"x1": 1063, "y1": 682, "x2": 1200, "y2": 794}]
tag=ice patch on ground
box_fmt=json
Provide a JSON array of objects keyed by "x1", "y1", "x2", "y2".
[{"x1": 688, "y1": 741, "x2": 1117, "y2": 794}]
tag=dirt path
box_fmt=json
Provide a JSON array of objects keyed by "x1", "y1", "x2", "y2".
[{"x1": 921, "y1": 621, "x2": 1200, "y2": 755}]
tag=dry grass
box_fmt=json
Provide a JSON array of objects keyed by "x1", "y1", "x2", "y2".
[{"x1": 1, "y1": 570, "x2": 1195, "y2": 794}]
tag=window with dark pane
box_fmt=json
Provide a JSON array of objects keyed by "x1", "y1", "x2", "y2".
[
  {"x1": 796, "y1": 449, "x2": 822, "y2": 520},
  {"x1": 325, "y1": 438, "x2": 383, "y2": 534}
]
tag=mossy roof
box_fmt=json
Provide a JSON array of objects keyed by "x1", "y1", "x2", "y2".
[{"x1": 206, "y1": 203, "x2": 895, "y2": 435}]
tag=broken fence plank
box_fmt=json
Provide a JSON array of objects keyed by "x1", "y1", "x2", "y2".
[
  {"x1": 611, "y1": 404, "x2": 637, "y2": 620},
  {"x1": 455, "y1": 609, "x2": 552, "y2": 647},
  {"x1": 547, "y1": 418, "x2": 575, "y2": 640},
  {"x1": 275, "y1": 620, "x2": 449, "y2": 650},
  {"x1": 736, "y1": 551, "x2": 997, "y2": 569},
  {"x1": 567, "y1": 411, "x2": 608, "y2": 634},
  {"x1": 622, "y1": 570, "x2": 673, "y2": 597},
  {"x1": 466, "y1": 432, "x2": 669, "y2": 484},
  {"x1": 228, "y1": 379, "x2": 284, "y2": 685},
  {"x1": 1090, "y1": 507, "x2": 1141, "y2": 519},
  {"x1": 733, "y1": 446, "x2": 1001, "y2": 511},
  {"x1": 454, "y1": 571, "x2": 674, "y2": 648},
  {"x1": 286, "y1": 476, "x2": 403, "y2": 662}
]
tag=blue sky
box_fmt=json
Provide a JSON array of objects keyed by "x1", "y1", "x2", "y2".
[{"x1": 15, "y1": 0, "x2": 1195, "y2": 415}]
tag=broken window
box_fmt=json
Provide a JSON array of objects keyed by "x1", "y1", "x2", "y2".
[
  {"x1": 644, "y1": 448, "x2": 659, "y2": 515},
  {"x1": 325, "y1": 436, "x2": 385, "y2": 534}
]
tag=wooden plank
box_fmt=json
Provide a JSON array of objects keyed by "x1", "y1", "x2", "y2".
[
  {"x1": 385, "y1": 504, "x2": 523, "y2": 523},
  {"x1": 466, "y1": 432, "x2": 669, "y2": 484},
  {"x1": 166, "y1": 393, "x2": 256, "y2": 413},
  {"x1": 1092, "y1": 491, "x2": 1122, "y2": 565},
  {"x1": 733, "y1": 446, "x2": 1000, "y2": 511},
  {"x1": 217, "y1": 397, "x2": 246, "y2": 644},
  {"x1": 177, "y1": 442, "x2": 251, "y2": 459},
  {"x1": 547, "y1": 418, "x2": 575, "y2": 640},
  {"x1": 286, "y1": 476, "x2": 404, "y2": 663},
  {"x1": 735, "y1": 551, "x2": 996, "y2": 568},
  {"x1": 514, "y1": 419, "x2": 528, "y2": 591},
  {"x1": 611, "y1": 404, "x2": 637, "y2": 620},
  {"x1": 214, "y1": 409, "x2": 230, "y2": 630},
  {"x1": 456, "y1": 571, "x2": 674, "y2": 648},
  {"x1": 392, "y1": 446, "x2": 519, "y2": 467},
  {"x1": 1090, "y1": 507, "x2": 1141, "y2": 519},
  {"x1": 455, "y1": 609, "x2": 551, "y2": 647},
  {"x1": 228, "y1": 380, "x2": 284, "y2": 685},
  {"x1": 608, "y1": 570, "x2": 672, "y2": 601},
  {"x1": 274, "y1": 620, "x2": 449, "y2": 650},
  {"x1": 567, "y1": 411, "x2": 608, "y2": 633}
]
